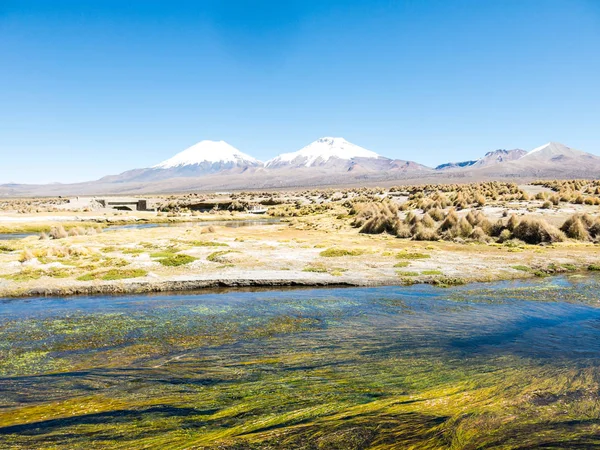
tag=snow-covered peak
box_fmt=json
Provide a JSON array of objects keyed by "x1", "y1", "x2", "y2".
[
  {"x1": 527, "y1": 142, "x2": 553, "y2": 156},
  {"x1": 266, "y1": 137, "x2": 380, "y2": 168},
  {"x1": 153, "y1": 140, "x2": 261, "y2": 169},
  {"x1": 522, "y1": 142, "x2": 580, "y2": 159}
]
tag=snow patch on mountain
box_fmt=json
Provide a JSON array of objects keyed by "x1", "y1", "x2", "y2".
[
  {"x1": 153, "y1": 140, "x2": 261, "y2": 169},
  {"x1": 521, "y1": 142, "x2": 583, "y2": 159},
  {"x1": 266, "y1": 137, "x2": 380, "y2": 168}
]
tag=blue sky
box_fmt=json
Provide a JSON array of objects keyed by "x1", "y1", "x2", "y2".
[{"x1": 1, "y1": 0, "x2": 599, "y2": 183}]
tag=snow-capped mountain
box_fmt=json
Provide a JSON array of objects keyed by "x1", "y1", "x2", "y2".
[
  {"x1": 153, "y1": 140, "x2": 261, "y2": 169},
  {"x1": 100, "y1": 140, "x2": 263, "y2": 183},
  {"x1": 12, "y1": 138, "x2": 598, "y2": 196},
  {"x1": 520, "y1": 142, "x2": 587, "y2": 161},
  {"x1": 470, "y1": 142, "x2": 600, "y2": 178},
  {"x1": 266, "y1": 137, "x2": 381, "y2": 169}
]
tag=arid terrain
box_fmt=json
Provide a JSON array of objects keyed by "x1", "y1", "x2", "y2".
[{"x1": 1, "y1": 180, "x2": 600, "y2": 297}]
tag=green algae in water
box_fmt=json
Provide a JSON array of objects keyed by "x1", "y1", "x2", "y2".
[{"x1": 1, "y1": 276, "x2": 600, "y2": 448}]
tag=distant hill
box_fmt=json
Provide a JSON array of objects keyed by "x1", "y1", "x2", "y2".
[{"x1": 436, "y1": 149, "x2": 526, "y2": 171}]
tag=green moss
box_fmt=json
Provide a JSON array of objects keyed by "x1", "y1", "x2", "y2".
[
  {"x1": 422, "y1": 270, "x2": 443, "y2": 275},
  {"x1": 76, "y1": 273, "x2": 95, "y2": 281},
  {"x1": 77, "y1": 269, "x2": 148, "y2": 281},
  {"x1": 511, "y1": 265, "x2": 531, "y2": 272},
  {"x1": 588, "y1": 264, "x2": 600, "y2": 271},
  {"x1": 319, "y1": 248, "x2": 363, "y2": 257},
  {"x1": 122, "y1": 248, "x2": 145, "y2": 254},
  {"x1": 396, "y1": 271, "x2": 419, "y2": 277},
  {"x1": 188, "y1": 240, "x2": 228, "y2": 247},
  {"x1": 47, "y1": 268, "x2": 72, "y2": 278},
  {"x1": 303, "y1": 264, "x2": 328, "y2": 273},
  {"x1": 396, "y1": 251, "x2": 430, "y2": 260},
  {"x1": 97, "y1": 258, "x2": 129, "y2": 268},
  {"x1": 157, "y1": 254, "x2": 197, "y2": 266},
  {"x1": 150, "y1": 249, "x2": 181, "y2": 258},
  {"x1": 1, "y1": 270, "x2": 44, "y2": 282},
  {"x1": 207, "y1": 251, "x2": 232, "y2": 262},
  {"x1": 394, "y1": 261, "x2": 410, "y2": 268}
]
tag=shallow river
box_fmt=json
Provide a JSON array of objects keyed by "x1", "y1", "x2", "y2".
[
  {"x1": 0, "y1": 218, "x2": 281, "y2": 240},
  {"x1": 1, "y1": 275, "x2": 600, "y2": 448}
]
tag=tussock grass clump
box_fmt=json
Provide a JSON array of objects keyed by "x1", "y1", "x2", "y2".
[
  {"x1": 497, "y1": 229, "x2": 513, "y2": 243},
  {"x1": 0, "y1": 243, "x2": 15, "y2": 252},
  {"x1": 49, "y1": 225, "x2": 68, "y2": 240},
  {"x1": 559, "y1": 214, "x2": 600, "y2": 241},
  {"x1": 512, "y1": 217, "x2": 565, "y2": 244},
  {"x1": 320, "y1": 248, "x2": 363, "y2": 257},
  {"x1": 354, "y1": 201, "x2": 402, "y2": 235},
  {"x1": 561, "y1": 215, "x2": 590, "y2": 241},
  {"x1": 412, "y1": 224, "x2": 439, "y2": 241},
  {"x1": 18, "y1": 249, "x2": 35, "y2": 263},
  {"x1": 506, "y1": 214, "x2": 520, "y2": 232},
  {"x1": 438, "y1": 210, "x2": 458, "y2": 232},
  {"x1": 455, "y1": 217, "x2": 474, "y2": 238},
  {"x1": 589, "y1": 219, "x2": 600, "y2": 239},
  {"x1": 420, "y1": 213, "x2": 436, "y2": 228},
  {"x1": 470, "y1": 227, "x2": 489, "y2": 243},
  {"x1": 428, "y1": 207, "x2": 445, "y2": 222}
]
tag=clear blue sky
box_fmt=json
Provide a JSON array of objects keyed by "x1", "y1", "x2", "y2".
[{"x1": 1, "y1": 0, "x2": 599, "y2": 183}]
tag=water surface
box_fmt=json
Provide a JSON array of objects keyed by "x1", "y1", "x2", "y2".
[
  {"x1": 0, "y1": 218, "x2": 281, "y2": 240},
  {"x1": 1, "y1": 276, "x2": 600, "y2": 448}
]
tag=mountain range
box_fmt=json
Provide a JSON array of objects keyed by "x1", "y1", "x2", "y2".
[{"x1": 1, "y1": 139, "x2": 599, "y2": 196}]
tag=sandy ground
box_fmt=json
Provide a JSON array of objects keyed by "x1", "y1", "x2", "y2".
[{"x1": 1, "y1": 212, "x2": 599, "y2": 297}]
